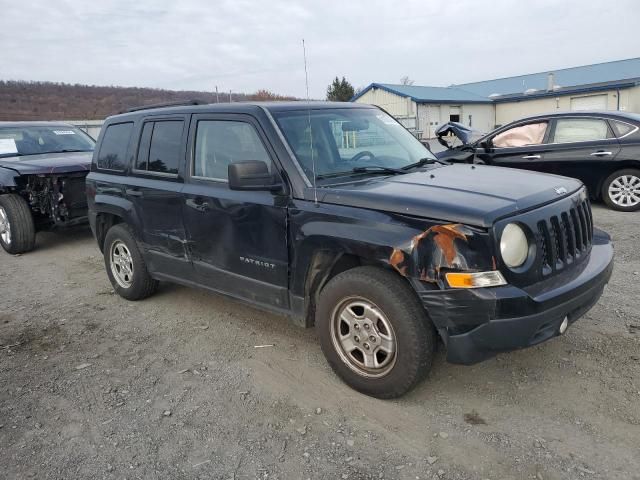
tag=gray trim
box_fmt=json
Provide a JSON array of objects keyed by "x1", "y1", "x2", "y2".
[{"x1": 131, "y1": 168, "x2": 179, "y2": 178}]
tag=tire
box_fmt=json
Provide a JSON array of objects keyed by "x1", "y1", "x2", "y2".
[
  {"x1": 0, "y1": 194, "x2": 36, "y2": 254},
  {"x1": 103, "y1": 224, "x2": 158, "y2": 300},
  {"x1": 316, "y1": 266, "x2": 436, "y2": 399},
  {"x1": 602, "y1": 168, "x2": 640, "y2": 212}
]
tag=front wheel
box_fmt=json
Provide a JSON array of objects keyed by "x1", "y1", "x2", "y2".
[
  {"x1": 316, "y1": 266, "x2": 436, "y2": 399},
  {"x1": 103, "y1": 224, "x2": 158, "y2": 300},
  {"x1": 0, "y1": 194, "x2": 36, "y2": 254},
  {"x1": 602, "y1": 169, "x2": 640, "y2": 211}
]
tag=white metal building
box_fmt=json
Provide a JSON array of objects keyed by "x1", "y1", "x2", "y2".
[{"x1": 353, "y1": 57, "x2": 640, "y2": 137}]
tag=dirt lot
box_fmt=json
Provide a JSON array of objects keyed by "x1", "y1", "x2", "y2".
[{"x1": 1, "y1": 205, "x2": 638, "y2": 480}]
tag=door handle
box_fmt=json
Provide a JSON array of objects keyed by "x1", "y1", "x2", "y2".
[
  {"x1": 126, "y1": 189, "x2": 143, "y2": 197},
  {"x1": 590, "y1": 151, "x2": 612, "y2": 157},
  {"x1": 521, "y1": 155, "x2": 541, "y2": 159}
]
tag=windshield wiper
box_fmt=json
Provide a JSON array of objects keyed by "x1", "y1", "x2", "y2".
[
  {"x1": 316, "y1": 165, "x2": 407, "y2": 180},
  {"x1": 351, "y1": 165, "x2": 407, "y2": 175},
  {"x1": 402, "y1": 157, "x2": 446, "y2": 170},
  {"x1": 49, "y1": 149, "x2": 93, "y2": 153}
]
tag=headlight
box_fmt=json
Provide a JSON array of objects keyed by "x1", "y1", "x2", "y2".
[{"x1": 500, "y1": 223, "x2": 529, "y2": 268}]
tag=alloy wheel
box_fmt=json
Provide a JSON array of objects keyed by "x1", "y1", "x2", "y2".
[
  {"x1": 0, "y1": 206, "x2": 11, "y2": 245},
  {"x1": 608, "y1": 174, "x2": 640, "y2": 208}
]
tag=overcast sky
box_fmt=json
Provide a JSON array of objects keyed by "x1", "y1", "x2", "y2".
[{"x1": 1, "y1": 0, "x2": 638, "y2": 98}]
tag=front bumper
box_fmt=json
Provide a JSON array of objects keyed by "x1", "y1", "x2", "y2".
[{"x1": 416, "y1": 228, "x2": 614, "y2": 365}]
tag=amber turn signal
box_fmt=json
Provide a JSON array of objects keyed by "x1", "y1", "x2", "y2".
[{"x1": 446, "y1": 271, "x2": 507, "y2": 289}]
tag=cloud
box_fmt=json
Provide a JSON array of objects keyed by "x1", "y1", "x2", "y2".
[{"x1": 1, "y1": 0, "x2": 638, "y2": 98}]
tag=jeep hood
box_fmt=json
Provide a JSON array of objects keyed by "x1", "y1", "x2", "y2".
[
  {"x1": 0, "y1": 151, "x2": 92, "y2": 175},
  {"x1": 318, "y1": 164, "x2": 583, "y2": 227}
]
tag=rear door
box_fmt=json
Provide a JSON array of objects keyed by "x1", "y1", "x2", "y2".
[
  {"x1": 540, "y1": 117, "x2": 620, "y2": 191},
  {"x1": 181, "y1": 113, "x2": 289, "y2": 310},
  {"x1": 126, "y1": 114, "x2": 192, "y2": 277}
]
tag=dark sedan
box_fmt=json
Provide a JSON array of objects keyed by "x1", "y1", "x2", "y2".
[
  {"x1": 0, "y1": 122, "x2": 95, "y2": 253},
  {"x1": 436, "y1": 111, "x2": 640, "y2": 211}
]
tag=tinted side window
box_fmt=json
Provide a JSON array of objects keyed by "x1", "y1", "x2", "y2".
[
  {"x1": 135, "y1": 122, "x2": 153, "y2": 171},
  {"x1": 147, "y1": 121, "x2": 184, "y2": 175},
  {"x1": 194, "y1": 120, "x2": 271, "y2": 180},
  {"x1": 552, "y1": 119, "x2": 610, "y2": 143},
  {"x1": 97, "y1": 122, "x2": 133, "y2": 171}
]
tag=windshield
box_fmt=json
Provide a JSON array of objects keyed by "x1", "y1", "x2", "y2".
[
  {"x1": 0, "y1": 125, "x2": 95, "y2": 158},
  {"x1": 272, "y1": 108, "x2": 437, "y2": 183}
]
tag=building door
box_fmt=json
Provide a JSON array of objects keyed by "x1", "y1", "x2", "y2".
[
  {"x1": 449, "y1": 105, "x2": 461, "y2": 123},
  {"x1": 570, "y1": 95, "x2": 607, "y2": 110}
]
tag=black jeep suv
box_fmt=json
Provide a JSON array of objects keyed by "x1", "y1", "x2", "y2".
[{"x1": 87, "y1": 102, "x2": 614, "y2": 398}]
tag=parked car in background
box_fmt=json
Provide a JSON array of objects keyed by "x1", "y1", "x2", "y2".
[
  {"x1": 87, "y1": 102, "x2": 613, "y2": 398},
  {"x1": 436, "y1": 111, "x2": 640, "y2": 211},
  {"x1": 0, "y1": 122, "x2": 95, "y2": 254}
]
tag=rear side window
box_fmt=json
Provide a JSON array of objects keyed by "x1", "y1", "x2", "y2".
[
  {"x1": 97, "y1": 122, "x2": 133, "y2": 171},
  {"x1": 552, "y1": 118, "x2": 610, "y2": 143},
  {"x1": 135, "y1": 120, "x2": 184, "y2": 175}
]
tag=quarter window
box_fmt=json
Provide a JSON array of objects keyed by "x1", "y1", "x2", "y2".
[
  {"x1": 611, "y1": 120, "x2": 635, "y2": 138},
  {"x1": 194, "y1": 120, "x2": 271, "y2": 180},
  {"x1": 97, "y1": 122, "x2": 133, "y2": 171},
  {"x1": 552, "y1": 118, "x2": 610, "y2": 143},
  {"x1": 492, "y1": 122, "x2": 548, "y2": 148}
]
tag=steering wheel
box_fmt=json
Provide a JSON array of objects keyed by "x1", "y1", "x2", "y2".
[{"x1": 349, "y1": 151, "x2": 376, "y2": 162}]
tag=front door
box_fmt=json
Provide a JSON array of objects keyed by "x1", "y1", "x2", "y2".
[
  {"x1": 476, "y1": 119, "x2": 552, "y2": 172},
  {"x1": 181, "y1": 114, "x2": 289, "y2": 310}
]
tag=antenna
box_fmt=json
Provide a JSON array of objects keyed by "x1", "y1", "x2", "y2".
[{"x1": 302, "y1": 38, "x2": 318, "y2": 205}]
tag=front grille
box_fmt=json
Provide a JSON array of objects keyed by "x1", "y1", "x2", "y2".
[{"x1": 537, "y1": 198, "x2": 593, "y2": 275}]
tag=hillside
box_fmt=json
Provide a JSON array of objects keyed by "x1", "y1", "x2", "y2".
[{"x1": 0, "y1": 81, "x2": 297, "y2": 121}]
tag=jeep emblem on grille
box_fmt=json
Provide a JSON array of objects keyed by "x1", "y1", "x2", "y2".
[{"x1": 554, "y1": 187, "x2": 567, "y2": 195}]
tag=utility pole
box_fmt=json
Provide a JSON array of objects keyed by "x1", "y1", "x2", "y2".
[
  {"x1": 215, "y1": 86, "x2": 219, "y2": 103},
  {"x1": 229, "y1": 90, "x2": 232, "y2": 103}
]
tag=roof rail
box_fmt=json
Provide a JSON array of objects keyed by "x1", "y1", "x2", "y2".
[{"x1": 123, "y1": 99, "x2": 207, "y2": 114}]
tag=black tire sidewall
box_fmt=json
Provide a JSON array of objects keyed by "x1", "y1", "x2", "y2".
[
  {"x1": 316, "y1": 267, "x2": 435, "y2": 398},
  {"x1": 103, "y1": 224, "x2": 156, "y2": 300},
  {"x1": 602, "y1": 169, "x2": 640, "y2": 212},
  {"x1": 0, "y1": 194, "x2": 36, "y2": 254}
]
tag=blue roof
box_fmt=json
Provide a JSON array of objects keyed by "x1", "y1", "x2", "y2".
[
  {"x1": 351, "y1": 83, "x2": 493, "y2": 104},
  {"x1": 453, "y1": 57, "x2": 640, "y2": 97}
]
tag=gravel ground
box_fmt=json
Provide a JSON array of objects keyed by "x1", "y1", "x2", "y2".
[{"x1": 0, "y1": 205, "x2": 638, "y2": 480}]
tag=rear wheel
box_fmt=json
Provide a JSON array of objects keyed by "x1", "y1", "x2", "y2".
[
  {"x1": 103, "y1": 224, "x2": 158, "y2": 300},
  {"x1": 602, "y1": 169, "x2": 640, "y2": 211},
  {"x1": 316, "y1": 266, "x2": 436, "y2": 399},
  {"x1": 0, "y1": 194, "x2": 36, "y2": 254}
]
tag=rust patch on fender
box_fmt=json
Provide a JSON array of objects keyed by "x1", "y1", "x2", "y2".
[
  {"x1": 389, "y1": 223, "x2": 470, "y2": 282},
  {"x1": 389, "y1": 248, "x2": 408, "y2": 276}
]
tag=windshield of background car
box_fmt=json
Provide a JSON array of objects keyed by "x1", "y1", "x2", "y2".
[
  {"x1": 272, "y1": 108, "x2": 436, "y2": 182},
  {"x1": 0, "y1": 126, "x2": 95, "y2": 158}
]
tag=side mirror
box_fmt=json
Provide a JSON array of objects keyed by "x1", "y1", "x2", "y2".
[
  {"x1": 478, "y1": 140, "x2": 492, "y2": 151},
  {"x1": 228, "y1": 161, "x2": 282, "y2": 192}
]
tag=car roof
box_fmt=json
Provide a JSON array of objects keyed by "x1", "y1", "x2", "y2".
[
  {"x1": 511, "y1": 110, "x2": 640, "y2": 124},
  {"x1": 106, "y1": 101, "x2": 375, "y2": 122},
  {"x1": 0, "y1": 121, "x2": 78, "y2": 128}
]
